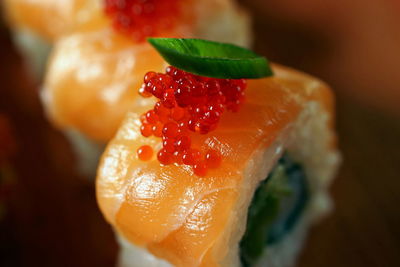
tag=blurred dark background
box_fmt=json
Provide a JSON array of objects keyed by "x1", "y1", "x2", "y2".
[{"x1": 1, "y1": 0, "x2": 399, "y2": 266}]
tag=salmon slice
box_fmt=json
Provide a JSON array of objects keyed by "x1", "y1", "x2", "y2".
[
  {"x1": 43, "y1": 28, "x2": 166, "y2": 142},
  {"x1": 96, "y1": 64, "x2": 337, "y2": 266}
]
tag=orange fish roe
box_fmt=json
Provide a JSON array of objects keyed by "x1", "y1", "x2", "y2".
[
  {"x1": 157, "y1": 148, "x2": 174, "y2": 165},
  {"x1": 193, "y1": 162, "x2": 208, "y2": 176},
  {"x1": 104, "y1": 0, "x2": 186, "y2": 42},
  {"x1": 205, "y1": 149, "x2": 222, "y2": 169},
  {"x1": 137, "y1": 145, "x2": 153, "y2": 161},
  {"x1": 136, "y1": 66, "x2": 247, "y2": 176}
]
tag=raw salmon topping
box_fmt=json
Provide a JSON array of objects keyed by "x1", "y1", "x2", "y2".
[
  {"x1": 137, "y1": 66, "x2": 247, "y2": 176},
  {"x1": 104, "y1": 0, "x2": 184, "y2": 42}
]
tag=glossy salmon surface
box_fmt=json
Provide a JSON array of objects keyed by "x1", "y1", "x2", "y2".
[
  {"x1": 43, "y1": 29, "x2": 166, "y2": 142},
  {"x1": 96, "y1": 65, "x2": 334, "y2": 266}
]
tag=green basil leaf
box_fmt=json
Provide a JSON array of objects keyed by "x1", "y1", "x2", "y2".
[{"x1": 148, "y1": 38, "x2": 273, "y2": 79}]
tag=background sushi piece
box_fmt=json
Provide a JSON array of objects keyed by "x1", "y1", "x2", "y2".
[
  {"x1": 2, "y1": 0, "x2": 102, "y2": 79},
  {"x1": 2, "y1": 0, "x2": 252, "y2": 81}
]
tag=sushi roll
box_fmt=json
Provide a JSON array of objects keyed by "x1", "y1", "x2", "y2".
[
  {"x1": 96, "y1": 39, "x2": 340, "y2": 266},
  {"x1": 39, "y1": 0, "x2": 251, "y2": 175}
]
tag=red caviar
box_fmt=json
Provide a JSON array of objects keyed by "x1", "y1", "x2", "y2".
[
  {"x1": 162, "y1": 122, "x2": 179, "y2": 138},
  {"x1": 140, "y1": 124, "x2": 152, "y2": 137},
  {"x1": 163, "y1": 138, "x2": 176, "y2": 153},
  {"x1": 205, "y1": 149, "x2": 222, "y2": 169},
  {"x1": 104, "y1": 0, "x2": 188, "y2": 42},
  {"x1": 137, "y1": 145, "x2": 153, "y2": 161},
  {"x1": 157, "y1": 149, "x2": 173, "y2": 165},
  {"x1": 182, "y1": 148, "x2": 201, "y2": 166},
  {"x1": 193, "y1": 162, "x2": 208, "y2": 177},
  {"x1": 136, "y1": 66, "x2": 247, "y2": 176},
  {"x1": 152, "y1": 123, "x2": 163, "y2": 137},
  {"x1": 145, "y1": 110, "x2": 159, "y2": 124},
  {"x1": 175, "y1": 135, "x2": 191, "y2": 151}
]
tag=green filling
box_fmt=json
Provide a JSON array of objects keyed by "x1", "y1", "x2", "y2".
[{"x1": 239, "y1": 154, "x2": 309, "y2": 267}]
